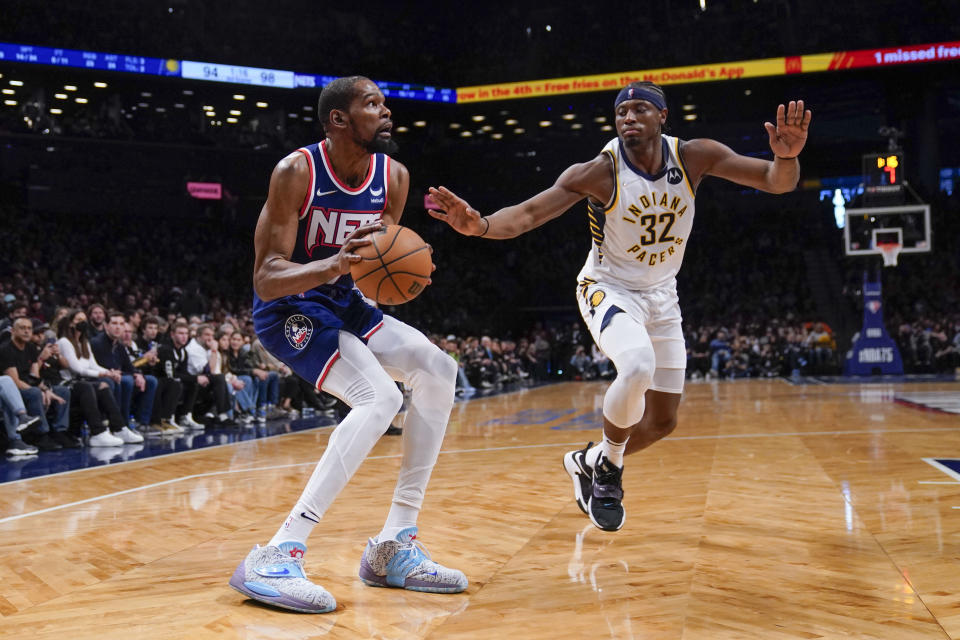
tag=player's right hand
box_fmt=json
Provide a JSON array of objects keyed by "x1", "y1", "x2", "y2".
[
  {"x1": 427, "y1": 187, "x2": 485, "y2": 236},
  {"x1": 330, "y1": 223, "x2": 382, "y2": 275}
]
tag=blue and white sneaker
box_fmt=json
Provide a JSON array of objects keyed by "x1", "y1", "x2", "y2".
[
  {"x1": 229, "y1": 541, "x2": 336, "y2": 613},
  {"x1": 358, "y1": 527, "x2": 467, "y2": 593}
]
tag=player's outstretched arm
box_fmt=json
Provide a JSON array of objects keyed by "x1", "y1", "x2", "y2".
[
  {"x1": 686, "y1": 99, "x2": 812, "y2": 194},
  {"x1": 252, "y1": 153, "x2": 380, "y2": 301},
  {"x1": 427, "y1": 155, "x2": 613, "y2": 239}
]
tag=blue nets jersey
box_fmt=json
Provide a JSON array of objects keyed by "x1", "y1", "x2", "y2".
[
  {"x1": 577, "y1": 135, "x2": 696, "y2": 292},
  {"x1": 291, "y1": 140, "x2": 391, "y2": 288}
]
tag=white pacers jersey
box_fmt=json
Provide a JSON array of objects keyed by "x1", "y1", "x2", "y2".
[{"x1": 577, "y1": 135, "x2": 696, "y2": 292}]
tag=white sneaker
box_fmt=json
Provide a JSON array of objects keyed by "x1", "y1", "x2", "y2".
[
  {"x1": 165, "y1": 418, "x2": 186, "y2": 434},
  {"x1": 181, "y1": 415, "x2": 205, "y2": 430},
  {"x1": 89, "y1": 430, "x2": 124, "y2": 447},
  {"x1": 117, "y1": 426, "x2": 145, "y2": 444}
]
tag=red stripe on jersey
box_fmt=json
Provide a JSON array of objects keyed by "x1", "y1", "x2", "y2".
[{"x1": 297, "y1": 148, "x2": 315, "y2": 220}]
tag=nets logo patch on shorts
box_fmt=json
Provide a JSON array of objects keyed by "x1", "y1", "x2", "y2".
[{"x1": 284, "y1": 314, "x2": 313, "y2": 350}]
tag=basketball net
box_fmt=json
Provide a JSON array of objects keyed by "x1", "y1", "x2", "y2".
[{"x1": 877, "y1": 242, "x2": 901, "y2": 267}]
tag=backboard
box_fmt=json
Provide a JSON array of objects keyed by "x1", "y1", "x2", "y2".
[{"x1": 844, "y1": 204, "x2": 931, "y2": 257}]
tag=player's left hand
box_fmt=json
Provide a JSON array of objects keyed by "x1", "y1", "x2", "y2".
[{"x1": 764, "y1": 100, "x2": 812, "y2": 159}]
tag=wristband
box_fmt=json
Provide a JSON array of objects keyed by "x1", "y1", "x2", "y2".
[{"x1": 479, "y1": 217, "x2": 490, "y2": 237}]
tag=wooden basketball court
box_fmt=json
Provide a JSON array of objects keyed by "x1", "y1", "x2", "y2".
[{"x1": 2, "y1": 379, "x2": 960, "y2": 639}]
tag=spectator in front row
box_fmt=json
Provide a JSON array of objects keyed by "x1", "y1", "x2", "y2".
[
  {"x1": 91, "y1": 310, "x2": 152, "y2": 440},
  {"x1": 56, "y1": 309, "x2": 139, "y2": 446},
  {"x1": 0, "y1": 301, "x2": 29, "y2": 346},
  {"x1": 0, "y1": 317, "x2": 71, "y2": 450},
  {"x1": 1, "y1": 374, "x2": 42, "y2": 456},
  {"x1": 224, "y1": 331, "x2": 257, "y2": 423},
  {"x1": 186, "y1": 323, "x2": 233, "y2": 427},
  {"x1": 157, "y1": 321, "x2": 205, "y2": 431}
]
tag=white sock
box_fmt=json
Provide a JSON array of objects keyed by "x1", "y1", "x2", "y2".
[
  {"x1": 268, "y1": 506, "x2": 321, "y2": 548},
  {"x1": 601, "y1": 435, "x2": 627, "y2": 467},
  {"x1": 378, "y1": 502, "x2": 419, "y2": 542},
  {"x1": 586, "y1": 435, "x2": 627, "y2": 468}
]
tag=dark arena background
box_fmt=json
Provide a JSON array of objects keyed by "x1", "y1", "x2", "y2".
[{"x1": 1, "y1": 2, "x2": 960, "y2": 638}]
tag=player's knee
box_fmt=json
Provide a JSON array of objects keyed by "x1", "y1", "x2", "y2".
[
  {"x1": 616, "y1": 354, "x2": 655, "y2": 390},
  {"x1": 379, "y1": 382, "x2": 404, "y2": 418}
]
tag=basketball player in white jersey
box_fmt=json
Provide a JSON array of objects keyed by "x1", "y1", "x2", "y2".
[
  {"x1": 229, "y1": 76, "x2": 466, "y2": 613},
  {"x1": 428, "y1": 81, "x2": 811, "y2": 532}
]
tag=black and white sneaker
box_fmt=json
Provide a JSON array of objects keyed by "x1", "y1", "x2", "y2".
[
  {"x1": 587, "y1": 456, "x2": 625, "y2": 532},
  {"x1": 562, "y1": 441, "x2": 594, "y2": 515},
  {"x1": 16, "y1": 413, "x2": 41, "y2": 432}
]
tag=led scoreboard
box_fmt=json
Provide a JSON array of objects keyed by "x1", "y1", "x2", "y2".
[{"x1": 0, "y1": 42, "x2": 177, "y2": 76}]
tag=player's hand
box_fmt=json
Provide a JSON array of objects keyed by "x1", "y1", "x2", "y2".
[
  {"x1": 426, "y1": 187, "x2": 486, "y2": 236},
  {"x1": 330, "y1": 223, "x2": 382, "y2": 275},
  {"x1": 764, "y1": 100, "x2": 811, "y2": 159}
]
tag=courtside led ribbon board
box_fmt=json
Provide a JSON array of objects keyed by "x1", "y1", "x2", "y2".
[
  {"x1": 456, "y1": 39, "x2": 960, "y2": 103},
  {"x1": 187, "y1": 182, "x2": 222, "y2": 200}
]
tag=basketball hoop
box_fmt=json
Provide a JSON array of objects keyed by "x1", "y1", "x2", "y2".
[{"x1": 877, "y1": 242, "x2": 901, "y2": 267}]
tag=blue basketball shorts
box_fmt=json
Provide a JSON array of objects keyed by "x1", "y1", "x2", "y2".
[{"x1": 253, "y1": 286, "x2": 384, "y2": 389}]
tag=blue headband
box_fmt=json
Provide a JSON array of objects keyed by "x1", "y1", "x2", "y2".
[{"x1": 614, "y1": 86, "x2": 666, "y2": 111}]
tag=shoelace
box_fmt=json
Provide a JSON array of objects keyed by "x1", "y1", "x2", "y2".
[{"x1": 398, "y1": 539, "x2": 432, "y2": 563}]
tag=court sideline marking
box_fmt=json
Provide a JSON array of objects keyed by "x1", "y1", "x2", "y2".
[{"x1": 3, "y1": 425, "x2": 960, "y2": 525}]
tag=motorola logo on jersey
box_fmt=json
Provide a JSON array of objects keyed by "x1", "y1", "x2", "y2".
[
  {"x1": 304, "y1": 207, "x2": 383, "y2": 256},
  {"x1": 667, "y1": 167, "x2": 684, "y2": 185},
  {"x1": 284, "y1": 314, "x2": 313, "y2": 350}
]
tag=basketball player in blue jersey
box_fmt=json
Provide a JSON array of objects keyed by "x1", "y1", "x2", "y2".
[
  {"x1": 429, "y1": 81, "x2": 812, "y2": 532},
  {"x1": 229, "y1": 76, "x2": 466, "y2": 613}
]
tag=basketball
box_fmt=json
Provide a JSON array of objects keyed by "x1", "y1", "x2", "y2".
[{"x1": 350, "y1": 224, "x2": 433, "y2": 305}]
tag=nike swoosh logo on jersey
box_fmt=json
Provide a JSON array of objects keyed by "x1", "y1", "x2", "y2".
[
  {"x1": 317, "y1": 189, "x2": 337, "y2": 197},
  {"x1": 370, "y1": 186, "x2": 383, "y2": 196}
]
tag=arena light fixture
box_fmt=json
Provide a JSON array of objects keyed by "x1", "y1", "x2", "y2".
[
  {"x1": 54, "y1": 93, "x2": 67, "y2": 99},
  {"x1": 75, "y1": 97, "x2": 88, "y2": 104},
  {"x1": 413, "y1": 120, "x2": 426, "y2": 127},
  {"x1": 94, "y1": 81, "x2": 108, "y2": 88},
  {"x1": 460, "y1": 130, "x2": 472, "y2": 137},
  {"x1": 64, "y1": 84, "x2": 77, "y2": 91},
  {"x1": 504, "y1": 118, "x2": 518, "y2": 126},
  {"x1": 302, "y1": 105, "x2": 313, "y2": 111},
  {"x1": 156, "y1": 107, "x2": 166, "y2": 113},
  {"x1": 600, "y1": 124, "x2": 613, "y2": 131},
  {"x1": 684, "y1": 114, "x2": 698, "y2": 121},
  {"x1": 682, "y1": 104, "x2": 696, "y2": 111},
  {"x1": 1, "y1": 89, "x2": 13, "y2": 95},
  {"x1": 10, "y1": 80, "x2": 24, "y2": 86},
  {"x1": 571, "y1": 123, "x2": 583, "y2": 130},
  {"x1": 229, "y1": 109, "x2": 241, "y2": 116},
  {"x1": 138, "y1": 102, "x2": 149, "y2": 108},
  {"x1": 205, "y1": 111, "x2": 215, "y2": 117},
  {"x1": 396, "y1": 125, "x2": 409, "y2": 133},
  {"x1": 481, "y1": 124, "x2": 493, "y2": 132},
  {"x1": 4, "y1": 100, "x2": 16, "y2": 106},
  {"x1": 50, "y1": 108, "x2": 62, "y2": 114},
  {"x1": 256, "y1": 101, "x2": 268, "y2": 108},
  {"x1": 449, "y1": 122, "x2": 461, "y2": 129},
  {"x1": 744, "y1": 89, "x2": 752, "y2": 95},
  {"x1": 288, "y1": 113, "x2": 298, "y2": 118},
  {"x1": 562, "y1": 113, "x2": 576, "y2": 120},
  {"x1": 491, "y1": 133, "x2": 504, "y2": 139},
  {"x1": 226, "y1": 117, "x2": 238, "y2": 123},
  {"x1": 141, "y1": 91, "x2": 152, "y2": 97},
  {"x1": 471, "y1": 115, "x2": 485, "y2": 122},
  {"x1": 233, "y1": 94, "x2": 245, "y2": 100},
  {"x1": 593, "y1": 116, "x2": 606, "y2": 123},
  {"x1": 183, "y1": 89, "x2": 194, "y2": 95},
  {"x1": 203, "y1": 105, "x2": 214, "y2": 111},
  {"x1": 174, "y1": 103, "x2": 185, "y2": 109},
  {"x1": 303, "y1": 116, "x2": 313, "y2": 122},
  {"x1": 514, "y1": 127, "x2": 525, "y2": 134},
  {"x1": 539, "y1": 120, "x2": 552, "y2": 127}
]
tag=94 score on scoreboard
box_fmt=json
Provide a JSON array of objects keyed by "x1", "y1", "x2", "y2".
[{"x1": 180, "y1": 60, "x2": 295, "y2": 88}]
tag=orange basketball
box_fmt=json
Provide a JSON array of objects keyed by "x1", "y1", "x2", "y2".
[{"x1": 350, "y1": 225, "x2": 432, "y2": 305}]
